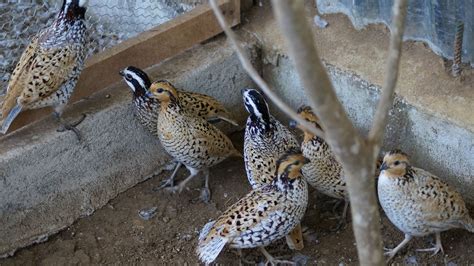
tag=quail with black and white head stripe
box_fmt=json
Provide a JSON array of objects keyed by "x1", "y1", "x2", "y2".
[{"x1": 1, "y1": 0, "x2": 89, "y2": 140}]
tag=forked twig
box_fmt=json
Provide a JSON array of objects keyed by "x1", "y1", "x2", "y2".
[{"x1": 209, "y1": 0, "x2": 325, "y2": 138}]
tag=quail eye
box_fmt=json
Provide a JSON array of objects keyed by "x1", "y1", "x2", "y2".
[
  {"x1": 394, "y1": 161, "x2": 400, "y2": 166},
  {"x1": 157, "y1": 88, "x2": 164, "y2": 93},
  {"x1": 125, "y1": 74, "x2": 132, "y2": 80}
]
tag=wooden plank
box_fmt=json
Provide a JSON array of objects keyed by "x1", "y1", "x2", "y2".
[{"x1": 7, "y1": 0, "x2": 240, "y2": 132}]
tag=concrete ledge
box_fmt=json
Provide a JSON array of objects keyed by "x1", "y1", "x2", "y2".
[{"x1": 0, "y1": 38, "x2": 256, "y2": 257}]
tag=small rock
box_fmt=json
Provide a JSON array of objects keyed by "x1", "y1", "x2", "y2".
[
  {"x1": 314, "y1": 15, "x2": 329, "y2": 28},
  {"x1": 182, "y1": 234, "x2": 192, "y2": 241},
  {"x1": 105, "y1": 94, "x2": 110, "y2": 99},
  {"x1": 162, "y1": 216, "x2": 170, "y2": 223},
  {"x1": 405, "y1": 255, "x2": 418, "y2": 264},
  {"x1": 138, "y1": 207, "x2": 158, "y2": 220},
  {"x1": 293, "y1": 253, "x2": 310, "y2": 265}
]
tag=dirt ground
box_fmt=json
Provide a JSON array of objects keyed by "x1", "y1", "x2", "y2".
[{"x1": 2, "y1": 132, "x2": 473, "y2": 265}]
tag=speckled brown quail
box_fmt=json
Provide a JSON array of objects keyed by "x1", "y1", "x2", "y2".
[
  {"x1": 145, "y1": 81, "x2": 241, "y2": 203},
  {"x1": 378, "y1": 150, "x2": 474, "y2": 260},
  {"x1": 196, "y1": 150, "x2": 309, "y2": 264},
  {"x1": 289, "y1": 106, "x2": 350, "y2": 230},
  {"x1": 1, "y1": 0, "x2": 89, "y2": 140},
  {"x1": 241, "y1": 88, "x2": 305, "y2": 250},
  {"x1": 119, "y1": 67, "x2": 240, "y2": 187},
  {"x1": 119, "y1": 66, "x2": 239, "y2": 137}
]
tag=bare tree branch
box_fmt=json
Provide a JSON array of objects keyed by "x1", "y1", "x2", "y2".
[
  {"x1": 209, "y1": 0, "x2": 326, "y2": 139},
  {"x1": 369, "y1": 0, "x2": 408, "y2": 148},
  {"x1": 212, "y1": 0, "x2": 407, "y2": 265},
  {"x1": 271, "y1": 1, "x2": 385, "y2": 265}
]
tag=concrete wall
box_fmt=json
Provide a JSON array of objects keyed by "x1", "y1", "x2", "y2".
[
  {"x1": 263, "y1": 56, "x2": 474, "y2": 203},
  {"x1": 0, "y1": 39, "x2": 255, "y2": 257}
]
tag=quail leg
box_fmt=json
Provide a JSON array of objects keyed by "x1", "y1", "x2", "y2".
[
  {"x1": 384, "y1": 234, "x2": 413, "y2": 261},
  {"x1": 416, "y1": 232, "x2": 444, "y2": 256},
  {"x1": 166, "y1": 168, "x2": 199, "y2": 194},
  {"x1": 55, "y1": 110, "x2": 86, "y2": 141},
  {"x1": 330, "y1": 200, "x2": 349, "y2": 231},
  {"x1": 153, "y1": 162, "x2": 182, "y2": 191},
  {"x1": 190, "y1": 169, "x2": 212, "y2": 204},
  {"x1": 259, "y1": 247, "x2": 294, "y2": 266}
]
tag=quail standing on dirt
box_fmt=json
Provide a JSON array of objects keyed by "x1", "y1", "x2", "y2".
[
  {"x1": 290, "y1": 106, "x2": 350, "y2": 230},
  {"x1": 378, "y1": 150, "x2": 474, "y2": 260},
  {"x1": 241, "y1": 88, "x2": 305, "y2": 250},
  {"x1": 1, "y1": 0, "x2": 89, "y2": 140},
  {"x1": 196, "y1": 150, "x2": 309, "y2": 264},
  {"x1": 145, "y1": 81, "x2": 241, "y2": 203},
  {"x1": 120, "y1": 66, "x2": 239, "y2": 187}
]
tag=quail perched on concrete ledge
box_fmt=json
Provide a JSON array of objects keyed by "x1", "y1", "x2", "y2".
[
  {"x1": 1, "y1": 0, "x2": 89, "y2": 140},
  {"x1": 146, "y1": 81, "x2": 241, "y2": 203},
  {"x1": 241, "y1": 88, "x2": 304, "y2": 250},
  {"x1": 196, "y1": 150, "x2": 309, "y2": 265},
  {"x1": 378, "y1": 150, "x2": 474, "y2": 260}
]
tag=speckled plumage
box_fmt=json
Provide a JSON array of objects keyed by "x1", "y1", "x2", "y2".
[
  {"x1": 197, "y1": 151, "x2": 309, "y2": 264},
  {"x1": 120, "y1": 66, "x2": 238, "y2": 137},
  {"x1": 146, "y1": 81, "x2": 241, "y2": 202},
  {"x1": 1, "y1": 0, "x2": 88, "y2": 134},
  {"x1": 292, "y1": 106, "x2": 346, "y2": 200},
  {"x1": 378, "y1": 150, "x2": 474, "y2": 259},
  {"x1": 242, "y1": 88, "x2": 299, "y2": 189}
]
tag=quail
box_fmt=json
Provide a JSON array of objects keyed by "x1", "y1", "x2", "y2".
[
  {"x1": 289, "y1": 106, "x2": 350, "y2": 230},
  {"x1": 119, "y1": 67, "x2": 240, "y2": 188},
  {"x1": 241, "y1": 88, "x2": 305, "y2": 250},
  {"x1": 145, "y1": 81, "x2": 241, "y2": 203},
  {"x1": 119, "y1": 66, "x2": 239, "y2": 137},
  {"x1": 1, "y1": 0, "x2": 89, "y2": 140},
  {"x1": 378, "y1": 150, "x2": 474, "y2": 260},
  {"x1": 196, "y1": 150, "x2": 309, "y2": 265}
]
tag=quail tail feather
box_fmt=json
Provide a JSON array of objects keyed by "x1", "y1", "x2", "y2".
[
  {"x1": 197, "y1": 221, "x2": 227, "y2": 264},
  {"x1": 1, "y1": 104, "x2": 22, "y2": 134},
  {"x1": 216, "y1": 115, "x2": 239, "y2": 127}
]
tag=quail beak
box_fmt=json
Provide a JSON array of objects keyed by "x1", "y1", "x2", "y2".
[
  {"x1": 119, "y1": 70, "x2": 125, "y2": 77},
  {"x1": 289, "y1": 120, "x2": 298, "y2": 129},
  {"x1": 145, "y1": 91, "x2": 154, "y2": 98},
  {"x1": 380, "y1": 162, "x2": 388, "y2": 171}
]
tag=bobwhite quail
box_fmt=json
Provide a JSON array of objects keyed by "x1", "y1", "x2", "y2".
[
  {"x1": 1, "y1": 0, "x2": 89, "y2": 140},
  {"x1": 197, "y1": 150, "x2": 309, "y2": 264},
  {"x1": 241, "y1": 88, "x2": 304, "y2": 250},
  {"x1": 378, "y1": 150, "x2": 474, "y2": 260},
  {"x1": 119, "y1": 66, "x2": 239, "y2": 188},
  {"x1": 145, "y1": 81, "x2": 241, "y2": 203}
]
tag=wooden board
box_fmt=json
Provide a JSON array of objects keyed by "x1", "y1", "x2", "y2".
[{"x1": 7, "y1": 0, "x2": 240, "y2": 132}]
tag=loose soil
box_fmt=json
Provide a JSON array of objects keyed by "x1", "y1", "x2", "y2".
[{"x1": 2, "y1": 134, "x2": 473, "y2": 265}]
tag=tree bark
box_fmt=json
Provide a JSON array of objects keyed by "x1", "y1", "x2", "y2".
[{"x1": 211, "y1": 0, "x2": 407, "y2": 264}]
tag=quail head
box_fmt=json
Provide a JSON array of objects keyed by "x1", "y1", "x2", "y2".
[
  {"x1": 196, "y1": 150, "x2": 309, "y2": 265},
  {"x1": 145, "y1": 81, "x2": 241, "y2": 203},
  {"x1": 378, "y1": 150, "x2": 474, "y2": 260},
  {"x1": 119, "y1": 66, "x2": 239, "y2": 137},
  {"x1": 1, "y1": 0, "x2": 89, "y2": 140}
]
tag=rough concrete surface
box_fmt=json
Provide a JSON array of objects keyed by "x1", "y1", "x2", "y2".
[
  {"x1": 245, "y1": 2, "x2": 473, "y2": 202},
  {"x1": 0, "y1": 38, "x2": 256, "y2": 257}
]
